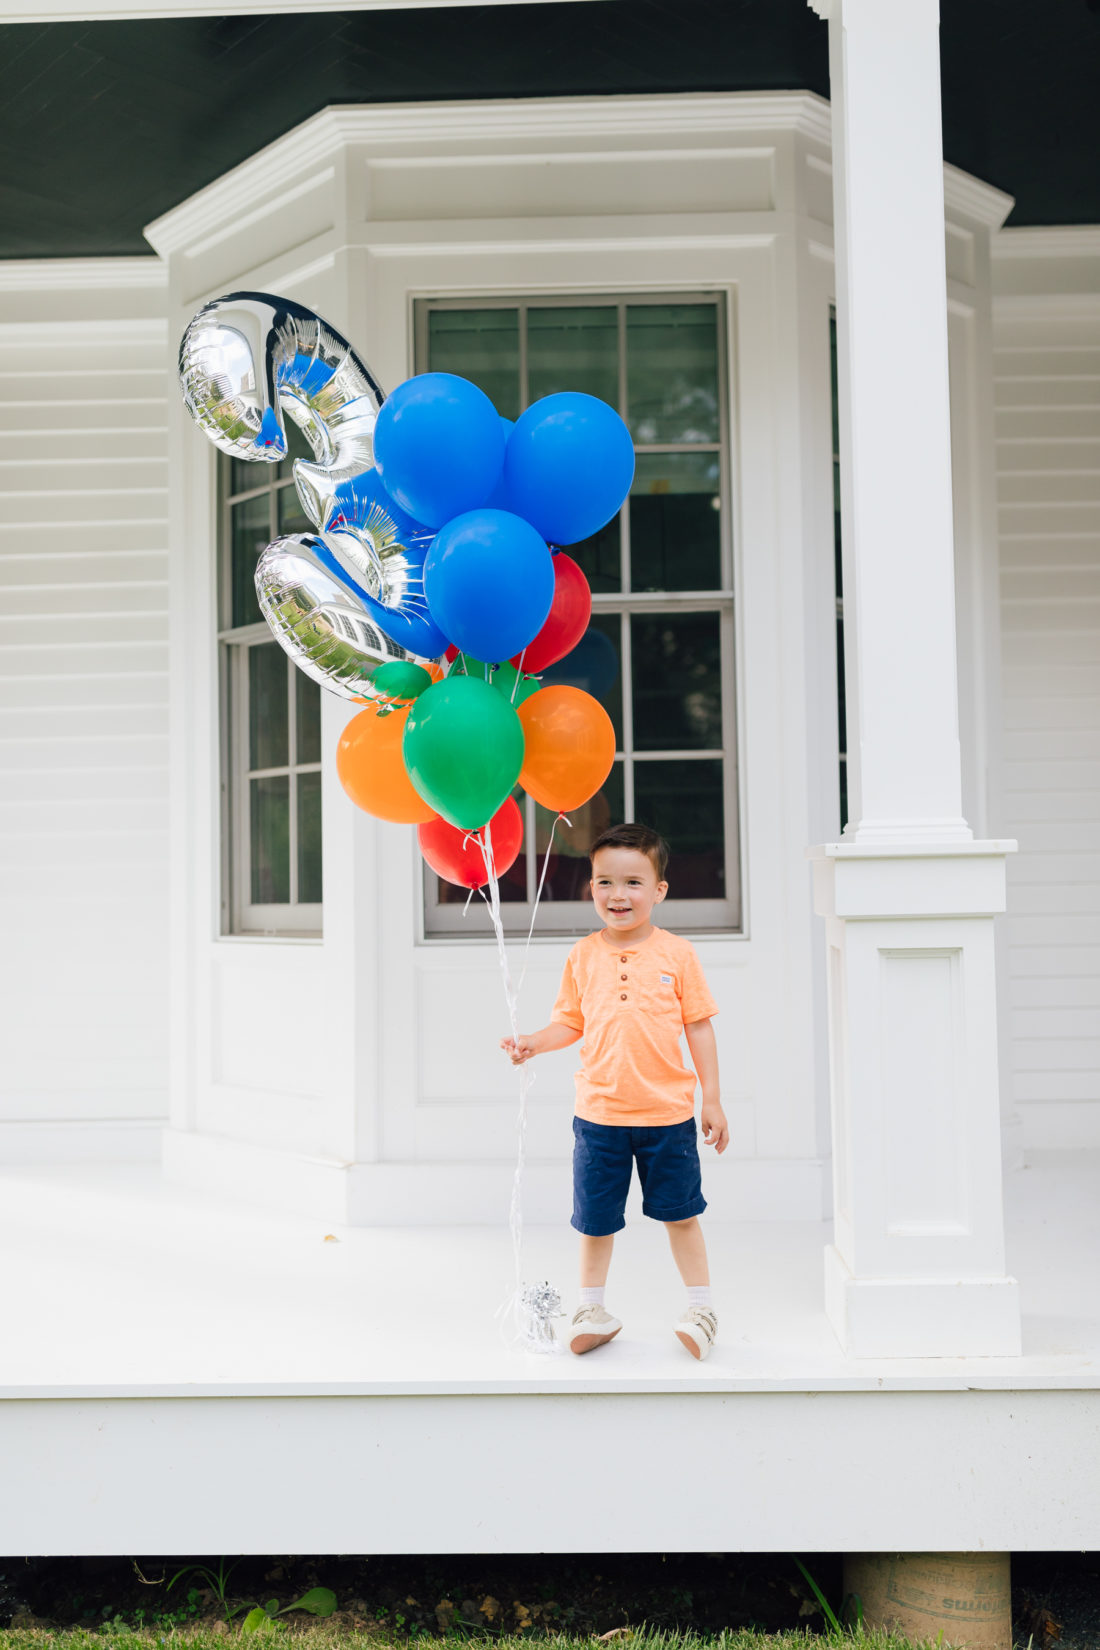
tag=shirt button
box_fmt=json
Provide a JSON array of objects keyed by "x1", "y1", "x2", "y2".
[
  {"x1": 621, "y1": 974, "x2": 627, "y2": 981},
  {"x1": 620, "y1": 993, "x2": 627, "y2": 1001},
  {"x1": 620, "y1": 955, "x2": 627, "y2": 963}
]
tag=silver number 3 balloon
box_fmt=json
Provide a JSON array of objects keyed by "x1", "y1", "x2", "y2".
[{"x1": 179, "y1": 291, "x2": 447, "y2": 698}]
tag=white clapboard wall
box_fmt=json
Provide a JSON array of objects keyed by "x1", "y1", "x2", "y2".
[
  {"x1": 0, "y1": 262, "x2": 170, "y2": 1160},
  {"x1": 993, "y1": 230, "x2": 1100, "y2": 1148}
]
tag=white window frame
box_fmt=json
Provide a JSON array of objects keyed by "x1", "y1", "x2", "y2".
[
  {"x1": 218, "y1": 459, "x2": 323, "y2": 937},
  {"x1": 830, "y1": 305, "x2": 848, "y2": 831},
  {"x1": 415, "y1": 290, "x2": 742, "y2": 938}
]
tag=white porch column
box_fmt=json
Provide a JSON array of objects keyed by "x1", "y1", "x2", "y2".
[{"x1": 807, "y1": 0, "x2": 1020, "y2": 1355}]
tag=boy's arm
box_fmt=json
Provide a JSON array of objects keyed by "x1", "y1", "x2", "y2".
[
  {"x1": 684, "y1": 1016, "x2": 729, "y2": 1154},
  {"x1": 500, "y1": 1022, "x2": 582, "y2": 1065}
]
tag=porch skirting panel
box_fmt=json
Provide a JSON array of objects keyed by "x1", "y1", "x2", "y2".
[{"x1": 3, "y1": 1389, "x2": 1098, "y2": 1554}]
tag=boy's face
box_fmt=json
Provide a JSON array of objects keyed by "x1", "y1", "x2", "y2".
[{"x1": 589, "y1": 845, "x2": 668, "y2": 937}]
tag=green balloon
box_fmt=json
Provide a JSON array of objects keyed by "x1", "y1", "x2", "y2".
[
  {"x1": 403, "y1": 675, "x2": 525, "y2": 830},
  {"x1": 372, "y1": 661, "x2": 433, "y2": 703},
  {"x1": 447, "y1": 652, "x2": 540, "y2": 707}
]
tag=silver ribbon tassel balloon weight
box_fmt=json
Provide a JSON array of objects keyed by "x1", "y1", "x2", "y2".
[{"x1": 179, "y1": 291, "x2": 447, "y2": 694}]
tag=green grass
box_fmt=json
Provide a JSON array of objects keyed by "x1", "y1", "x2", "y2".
[{"x1": 0, "y1": 1628, "x2": 970, "y2": 1650}]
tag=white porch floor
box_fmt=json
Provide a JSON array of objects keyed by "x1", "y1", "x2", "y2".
[
  {"x1": 1, "y1": 1150, "x2": 1097, "y2": 1395},
  {"x1": 3, "y1": 1152, "x2": 1099, "y2": 1554}
]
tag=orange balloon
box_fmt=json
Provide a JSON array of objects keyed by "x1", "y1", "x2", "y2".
[
  {"x1": 337, "y1": 702, "x2": 437, "y2": 823},
  {"x1": 518, "y1": 685, "x2": 616, "y2": 812}
]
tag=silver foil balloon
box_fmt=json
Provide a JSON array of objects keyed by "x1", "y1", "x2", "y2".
[
  {"x1": 178, "y1": 290, "x2": 383, "y2": 502},
  {"x1": 178, "y1": 291, "x2": 447, "y2": 694},
  {"x1": 256, "y1": 534, "x2": 422, "y2": 698}
]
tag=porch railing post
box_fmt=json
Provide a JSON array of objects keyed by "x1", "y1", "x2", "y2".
[{"x1": 807, "y1": 0, "x2": 1021, "y2": 1357}]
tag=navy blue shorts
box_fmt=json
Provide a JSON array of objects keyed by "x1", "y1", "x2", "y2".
[{"x1": 571, "y1": 1115, "x2": 706, "y2": 1236}]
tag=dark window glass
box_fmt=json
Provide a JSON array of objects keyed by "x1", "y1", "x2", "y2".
[
  {"x1": 277, "y1": 415, "x2": 316, "y2": 481},
  {"x1": 627, "y1": 304, "x2": 719, "y2": 445},
  {"x1": 250, "y1": 775, "x2": 290, "y2": 904},
  {"x1": 529, "y1": 761, "x2": 624, "y2": 904},
  {"x1": 278, "y1": 480, "x2": 314, "y2": 538},
  {"x1": 230, "y1": 456, "x2": 265, "y2": 498},
  {"x1": 528, "y1": 306, "x2": 618, "y2": 406},
  {"x1": 630, "y1": 451, "x2": 722, "y2": 592},
  {"x1": 633, "y1": 759, "x2": 724, "y2": 899},
  {"x1": 428, "y1": 308, "x2": 520, "y2": 420},
  {"x1": 631, "y1": 612, "x2": 722, "y2": 751},
  {"x1": 297, "y1": 771, "x2": 323, "y2": 904},
  {"x1": 567, "y1": 514, "x2": 621, "y2": 594},
  {"x1": 249, "y1": 644, "x2": 289, "y2": 771},
  {"x1": 541, "y1": 613, "x2": 623, "y2": 749},
  {"x1": 296, "y1": 670, "x2": 322, "y2": 765},
  {"x1": 231, "y1": 493, "x2": 271, "y2": 628},
  {"x1": 436, "y1": 787, "x2": 526, "y2": 906}
]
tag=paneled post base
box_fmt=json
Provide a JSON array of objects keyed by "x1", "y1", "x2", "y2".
[{"x1": 810, "y1": 842, "x2": 1021, "y2": 1359}]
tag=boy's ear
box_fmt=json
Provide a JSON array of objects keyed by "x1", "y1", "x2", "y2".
[{"x1": 654, "y1": 880, "x2": 669, "y2": 903}]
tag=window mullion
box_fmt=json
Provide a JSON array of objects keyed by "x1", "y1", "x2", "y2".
[
  {"x1": 234, "y1": 642, "x2": 250, "y2": 928},
  {"x1": 621, "y1": 609, "x2": 634, "y2": 822},
  {"x1": 287, "y1": 656, "x2": 298, "y2": 907},
  {"x1": 519, "y1": 298, "x2": 529, "y2": 412},
  {"x1": 525, "y1": 791, "x2": 537, "y2": 904},
  {"x1": 632, "y1": 750, "x2": 725, "y2": 762},
  {"x1": 617, "y1": 302, "x2": 631, "y2": 596}
]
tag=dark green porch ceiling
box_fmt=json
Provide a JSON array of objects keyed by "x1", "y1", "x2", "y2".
[{"x1": 1, "y1": 0, "x2": 1097, "y2": 260}]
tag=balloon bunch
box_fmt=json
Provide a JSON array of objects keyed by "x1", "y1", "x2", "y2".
[{"x1": 179, "y1": 291, "x2": 632, "y2": 892}]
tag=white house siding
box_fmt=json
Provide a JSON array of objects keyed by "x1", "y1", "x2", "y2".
[
  {"x1": 0, "y1": 262, "x2": 171, "y2": 1161},
  {"x1": 993, "y1": 230, "x2": 1100, "y2": 1149}
]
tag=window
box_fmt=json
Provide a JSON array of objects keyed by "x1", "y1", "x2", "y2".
[
  {"x1": 416, "y1": 295, "x2": 741, "y2": 936},
  {"x1": 218, "y1": 423, "x2": 323, "y2": 935}
]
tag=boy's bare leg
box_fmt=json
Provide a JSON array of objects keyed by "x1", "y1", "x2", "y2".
[
  {"x1": 665, "y1": 1216, "x2": 710, "y2": 1286},
  {"x1": 571, "y1": 1233, "x2": 619, "y2": 1354},
  {"x1": 666, "y1": 1218, "x2": 716, "y2": 1358},
  {"x1": 578, "y1": 1233, "x2": 615, "y2": 1288}
]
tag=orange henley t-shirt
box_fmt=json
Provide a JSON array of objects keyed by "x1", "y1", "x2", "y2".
[{"x1": 551, "y1": 926, "x2": 718, "y2": 1127}]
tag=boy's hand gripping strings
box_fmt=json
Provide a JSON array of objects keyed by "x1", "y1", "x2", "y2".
[{"x1": 500, "y1": 1021, "x2": 581, "y2": 1067}]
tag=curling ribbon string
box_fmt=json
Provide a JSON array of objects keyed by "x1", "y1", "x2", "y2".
[
  {"x1": 517, "y1": 811, "x2": 571, "y2": 999},
  {"x1": 476, "y1": 814, "x2": 563, "y2": 1354}
]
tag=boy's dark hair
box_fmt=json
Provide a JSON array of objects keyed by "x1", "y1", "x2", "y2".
[{"x1": 589, "y1": 822, "x2": 669, "y2": 881}]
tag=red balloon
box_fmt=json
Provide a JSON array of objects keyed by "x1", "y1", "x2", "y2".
[
  {"x1": 511, "y1": 551, "x2": 591, "y2": 673},
  {"x1": 417, "y1": 794, "x2": 524, "y2": 889}
]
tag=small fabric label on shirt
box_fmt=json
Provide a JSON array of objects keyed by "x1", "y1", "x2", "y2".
[{"x1": 660, "y1": 974, "x2": 673, "y2": 985}]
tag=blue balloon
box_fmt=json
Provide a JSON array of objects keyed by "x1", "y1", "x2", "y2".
[
  {"x1": 503, "y1": 391, "x2": 635, "y2": 546},
  {"x1": 425, "y1": 509, "x2": 555, "y2": 663},
  {"x1": 539, "y1": 626, "x2": 620, "y2": 699},
  {"x1": 483, "y1": 417, "x2": 516, "y2": 511},
  {"x1": 373, "y1": 373, "x2": 505, "y2": 530}
]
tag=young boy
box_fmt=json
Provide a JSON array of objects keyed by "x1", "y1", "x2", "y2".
[{"x1": 500, "y1": 822, "x2": 727, "y2": 1360}]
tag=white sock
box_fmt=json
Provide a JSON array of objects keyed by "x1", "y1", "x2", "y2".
[
  {"x1": 687, "y1": 1285, "x2": 713, "y2": 1309},
  {"x1": 579, "y1": 1285, "x2": 605, "y2": 1306}
]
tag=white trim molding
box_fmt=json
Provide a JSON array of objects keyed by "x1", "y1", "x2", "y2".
[
  {"x1": 943, "y1": 165, "x2": 1015, "y2": 231},
  {"x1": 0, "y1": 257, "x2": 166, "y2": 291},
  {"x1": 992, "y1": 224, "x2": 1100, "y2": 259},
  {"x1": 144, "y1": 93, "x2": 835, "y2": 255},
  {"x1": 143, "y1": 93, "x2": 1014, "y2": 260}
]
